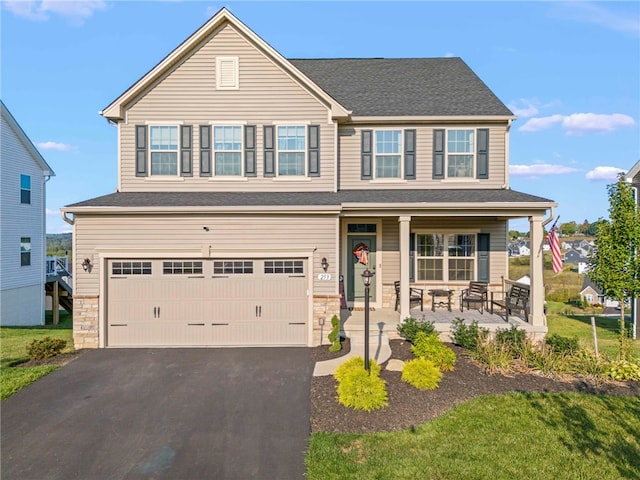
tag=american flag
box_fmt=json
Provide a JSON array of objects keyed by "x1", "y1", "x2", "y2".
[{"x1": 547, "y1": 225, "x2": 562, "y2": 274}]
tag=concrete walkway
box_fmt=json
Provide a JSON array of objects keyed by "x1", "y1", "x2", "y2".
[{"x1": 313, "y1": 332, "x2": 392, "y2": 376}]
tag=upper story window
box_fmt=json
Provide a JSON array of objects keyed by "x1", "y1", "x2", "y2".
[
  {"x1": 20, "y1": 174, "x2": 31, "y2": 204},
  {"x1": 149, "y1": 126, "x2": 178, "y2": 175},
  {"x1": 20, "y1": 237, "x2": 31, "y2": 266},
  {"x1": 278, "y1": 126, "x2": 306, "y2": 176},
  {"x1": 375, "y1": 130, "x2": 402, "y2": 178},
  {"x1": 216, "y1": 56, "x2": 239, "y2": 90},
  {"x1": 416, "y1": 233, "x2": 476, "y2": 281},
  {"x1": 447, "y1": 130, "x2": 474, "y2": 178},
  {"x1": 214, "y1": 126, "x2": 242, "y2": 176},
  {"x1": 433, "y1": 128, "x2": 488, "y2": 180}
]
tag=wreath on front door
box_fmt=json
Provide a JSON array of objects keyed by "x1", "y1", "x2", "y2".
[{"x1": 353, "y1": 242, "x2": 369, "y2": 265}]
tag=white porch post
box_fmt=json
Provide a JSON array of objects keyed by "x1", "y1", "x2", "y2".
[
  {"x1": 399, "y1": 216, "x2": 411, "y2": 320},
  {"x1": 528, "y1": 215, "x2": 545, "y2": 327}
]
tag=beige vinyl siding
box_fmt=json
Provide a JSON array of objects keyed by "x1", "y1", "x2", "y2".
[
  {"x1": 338, "y1": 125, "x2": 507, "y2": 189},
  {"x1": 379, "y1": 217, "x2": 507, "y2": 286},
  {"x1": 73, "y1": 213, "x2": 338, "y2": 297},
  {"x1": 121, "y1": 23, "x2": 335, "y2": 192}
]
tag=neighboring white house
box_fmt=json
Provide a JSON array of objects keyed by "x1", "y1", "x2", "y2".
[{"x1": 0, "y1": 101, "x2": 55, "y2": 325}]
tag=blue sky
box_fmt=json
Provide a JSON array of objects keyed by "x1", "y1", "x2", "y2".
[{"x1": 2, "y1": 1, "x2": 639, "y2": 233}]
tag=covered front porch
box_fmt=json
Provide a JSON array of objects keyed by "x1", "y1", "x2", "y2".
[{"x1": 337, "y1": 304, "x2": 545, "y2": 344}]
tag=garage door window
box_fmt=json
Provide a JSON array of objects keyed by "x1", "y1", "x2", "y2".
[
  {"x1": 213, "y1": 260, "x2": 253, "y2": 274},
  {"x1": 112, "y1": 261, "x2": 152, "y2": 275},
  {"x1": 264, "y1": 260, "x2": 304, "y2": 274},
  {"x1": 163, "y1": 261, "x2": 203, "y2": 275}
]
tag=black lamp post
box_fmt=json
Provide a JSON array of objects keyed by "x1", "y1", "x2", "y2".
[{"x1": 361, "y1": 268, "x2": 375, "y2": 373}]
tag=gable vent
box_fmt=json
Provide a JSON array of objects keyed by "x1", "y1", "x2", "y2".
[{"x1": 216, "y1": 56, "x2": 239, "y2": 90}]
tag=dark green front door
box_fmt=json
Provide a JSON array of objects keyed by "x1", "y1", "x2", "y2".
[{"x1": 347, "y1": 235, "x2": 376, "y2": 303}]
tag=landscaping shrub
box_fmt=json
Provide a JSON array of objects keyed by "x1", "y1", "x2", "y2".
[
  {"x1": 451, "y1": 318, "x2": 488, "y2": 351},
  {"x1": 568, "y1": 349, "x2": 607, "y2": 378},
  {"x1": 334, "y1": 356, "x2": 381, "y2": 382},
  {"x1": 396, "y1": 317, "x2": 435, "y2": 343},
  {"x1": 495, "y1": 325, "x2": 528, "y2": 358},
  {"x1": 606, "y1": 360, "x2": 640, "y2": 381},
  {"x1": 401, "y1": 358, "x2": 442, "y2": 390},
  {"x1": 528, "y1": 347, "x2": 572, "y2": 374},
  {"x1": 334, "y1": 357, "x2": 388, "y2": 411},
  {"x1": 410, "y1": 332, "x2": 456, "y2": 371},
  {"x1": 473, "y1": 340, "x2": 513, "y2": 375},
  {"x1": 327, "y1": 315, "x2": 342, "y2": 352},
  {"x1": 26, "y1": 337, "x2": 67, "y2": 360},
  {"x1": 545, "y1": 333, "x2": 579, "y2": 355}
]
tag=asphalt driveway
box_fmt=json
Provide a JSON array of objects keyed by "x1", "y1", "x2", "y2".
[{"x1": 1, "y1": 348, "x2": 314, "y2": 479}]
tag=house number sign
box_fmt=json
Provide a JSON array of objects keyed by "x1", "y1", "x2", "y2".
[{"x1": 317, "y1": 273, "x2": 332, "y2": 281}]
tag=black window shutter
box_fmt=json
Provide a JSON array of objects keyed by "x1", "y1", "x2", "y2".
[
  {"x1": 409, "y1": 233, "x2": 416, "y2": 282},
  {"x1": 135, "y1": 125, "x2": 148, "y2": 177},
  {"x1": 180, "y1": 125, "x2": 192, "y2": 176},
  {"x1": 199, "y1": 125, "x2": 211, "y2": 177},
  {"x1": 477, "y1": 233, "x2": 490, "y2": 282},
  {"x1": 477, "y1": 128, "x2": 489, "y2": 179},
  {"x1": 361, "y1": 130, "x2": 373, "y2": 179},
  {"x1": 264, "y1": 125, "x2": 275, "y2": 177},
  {"x1": 245, "y1": 125, "x2": 256, "y2": 177},
  {"x1": 433, "y1": 129, "x2": 445, "y2": 179},
  {"x1": 308, "y1": 125, "x2": 320, "y2": 177},
  {"x1": 404, "y1": 129, "x2": 416, "y2": 180}
]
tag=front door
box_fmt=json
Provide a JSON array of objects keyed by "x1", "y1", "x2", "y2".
[{"x1": 347, "y1": 235, "x2": 377, "y2": 303}]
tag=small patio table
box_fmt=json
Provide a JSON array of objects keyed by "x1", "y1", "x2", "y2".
[{"x1": 428, "y1": 289, "x2": 453, "y2": 312}]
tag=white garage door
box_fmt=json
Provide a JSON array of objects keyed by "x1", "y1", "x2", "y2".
[{"x1": 107, "y1": 258, "x2": 308, "y2": 347}]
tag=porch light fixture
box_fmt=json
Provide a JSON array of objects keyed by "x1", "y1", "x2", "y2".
[
  {"x1": 361, "y1": 268, "x2": 375, "y2": 373},
  {"x1": 81, "y1": 258, "x2": 92, "y2": 272},
  {"x1": 321, "y1": 257, "x2": 329, "y2": 272}
]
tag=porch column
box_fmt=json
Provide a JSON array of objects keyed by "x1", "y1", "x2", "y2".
[
  {"x1": 399, "y1": 216, "x2": 411, "y2": 320},
  {"x1": 528, "y1": 215, "x2": 545, "y2": 327}
]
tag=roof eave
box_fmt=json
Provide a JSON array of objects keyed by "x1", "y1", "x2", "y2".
[
  {"x1": 348, "y1": 115, "x2": 516, "y2": 124},
  {"x1": 62, "y1": 205, "x2": 342, "y2": 215}
]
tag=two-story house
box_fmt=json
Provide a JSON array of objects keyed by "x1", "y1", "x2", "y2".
[
  {"x1": 1, "y1": 101, "x2": 55, "y2": 325},
  {"x1": 62, "y1": 8, "x2": 555, "y2": 349}
]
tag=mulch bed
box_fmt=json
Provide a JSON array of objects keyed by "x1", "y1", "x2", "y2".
[
  {"x1": 311, "y1": 339, "x2": 640, "y2": 434},
  {"x1": 14, "y1": 350, "x2": 85, "y2": 368}
]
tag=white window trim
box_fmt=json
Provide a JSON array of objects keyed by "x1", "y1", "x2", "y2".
[
  {"x1": 373, "y1": 129, "x2": 403, "y2": 179},
  {"x1": 445, "y1": 128, "x2": 476, "y2": 179},
  {"x1": 276, "y1": 125, "x2": 307, "y2": 177},
  {"x1": 148, "y1": 124, "x2": 181, "y2": 177},
  {"x1": 212, "y1": 125, "x2": 244, "y2": 177},
  {"x1": 414, "y1": 230, "x2": 478, "y2": 283},
  {"x1": 216, "y1": 56, "x2": 239, "y2": 90}
]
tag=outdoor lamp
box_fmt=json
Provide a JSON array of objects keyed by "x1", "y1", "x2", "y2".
[
  {"x1": 81, "y1": 258, "x2": 92, "y2": 272},
  {"x1": 362, "y1": 268, "x2": 374, "y2": 286},
  {"x1": 321, "y1": 257, "x2": 329, "y2": 272}
]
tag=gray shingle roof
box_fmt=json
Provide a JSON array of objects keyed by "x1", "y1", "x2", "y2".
[
  {"x1": 289, "y1": 58, "x2": 513, "y2": 117},
  {"x1": 66, "y1": 189, "x2": 552, "y2": 209}
]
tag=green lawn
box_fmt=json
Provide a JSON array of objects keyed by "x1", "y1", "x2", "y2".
[
  {"x1": 0, "y1": 311, "x2": 73, "y2": 399},
  {"x1": 546, "y1": 306, "x2": 640, "y2": 359},
  {"x1": 306, "y1": 393, "x2": 640, "y2": 480}
]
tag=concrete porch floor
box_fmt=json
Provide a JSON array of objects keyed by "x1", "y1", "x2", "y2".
[{"x1": 339, "y1": 306, "x2": 546, "y2": 342}]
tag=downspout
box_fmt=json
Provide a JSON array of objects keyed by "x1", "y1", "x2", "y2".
[
  {"x1": 42, "y1": 175, "x2": 52, "y2": 325},
  {"x1": 61, "y1": 210, "x2": 74, "y2": 226}
]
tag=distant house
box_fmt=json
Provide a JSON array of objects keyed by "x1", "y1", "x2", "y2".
[
  {"x1": 563, "y1": 249, "x2": 589, "y2": 274},
  {"x1": 0, "y1": 101, "x2": 55, "y2": 325},
  {"x1": 580, "y1": 276, "x2": 619, "y2": 308},
  {"x1": 627, "y1": 160, "x2": 640, "y2": 338}
]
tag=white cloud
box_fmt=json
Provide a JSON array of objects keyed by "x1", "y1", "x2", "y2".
[
  {"x1": 585, "y1": 166, "x2": 626, "y2": 181},
  {"x1": 3, "y1": 1, "x2": 106, "y2": 24},
  {"x1": 550, "y1": 3, "x2": 640, "y2": 37},
  {"x1": 443, "y1": 52, "x2": 455, "y2": 58},
  {"x1": 510, "y1": 163, "x2": 579, "y2": 177},
  {"x1": 37, "y1": 141, "x2": 73, "y2": 151},
  {"x1": 562, "y1": 113, "x2": 635, "y2": 135},
  {"x1": 507, "y1": 98, "x2": 539, "y2": 118},
  {"x1": 46, "y1": 208, "x2": 59, "y2": 217},
  {"x1": 518, "y1": 114, "x2": 564, "y2": 132},
  {"x1": 519, "y1": 113, "x2": 635, "y2": 134}
]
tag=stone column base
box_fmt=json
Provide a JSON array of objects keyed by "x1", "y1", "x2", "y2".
[{"x1": 73, "y1": 295, "x2": 99, "y2": 349}]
